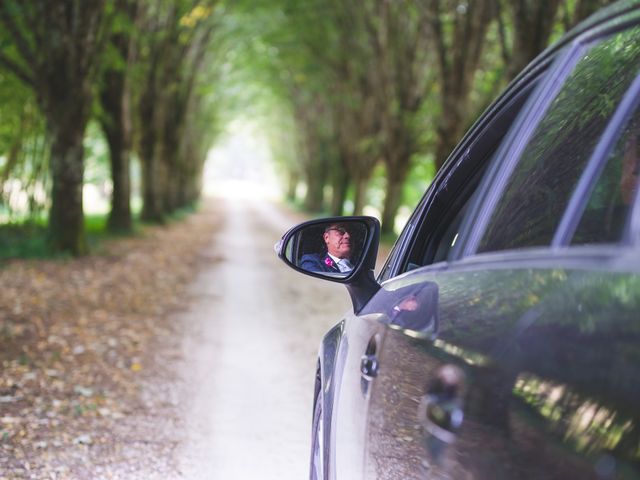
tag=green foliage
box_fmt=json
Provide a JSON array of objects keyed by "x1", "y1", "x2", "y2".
[
  {"x1": 0, "y1": 0, "x2": 619, "y2": 254},
  {"x1": 0, "y1": 221, "x2": 49, "y2": 260},
  {"x1": 0, "y1": 70, "x2": 48, "y2": 222},
  {"x1": 165, "y1": 201, "x2": 200, "y2": 222},
  {"x1": 0, "y1": 211, "x2": 138, "y2": 260},
  {"x1": 84, "y1": 213, "x2": 136, "y2": 252},
  {"x1": 404, "y1": 154, "x2": 437, "y2": 207}
]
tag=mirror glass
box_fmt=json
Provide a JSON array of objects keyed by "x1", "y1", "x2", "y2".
[{"x1": 284, "y1": 220, "x2": 369, "y2": 278}]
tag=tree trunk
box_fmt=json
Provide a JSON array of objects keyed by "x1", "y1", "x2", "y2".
[
  {"x1": 434, "y1": 94, "x2": 465, "y2": 171},
  {"x1": 100, "y1": 1, "x2": 137, "y2": 232},
  {"x1": 330, "y1": 166, "x2": 349, "y2": 216},
  {"x1": 138, "y1": 81, "x2": 166, "y2": 223},
  {"x1": 159, "y1": 139, "x2": 179, "y2": 213},
  {"x1": 381, "y1": 167, "x2": 406, "y2": 235},
  {"x1": 159, "y1": 90, "x2": 184, "y2": 213},
  {"x1": 505, "y1": 0, "x2": 563, "y2": 80},
  {"x1": 304, "y1": 179, "x2": 325, "y2": 212},
  {"x1": 141, "y1": 158, "x2": 162, "y2": 222},
  {"x1": 42, "y1": 75, "x2": 94, "y2": 255},
  {"x1": 429, "y1": 0, "x2": 496, "y2": 171},
  {"x1": 286, "y1": 172, "x2": 299, "y2": 203},
  {"x1": 105, "y1": 126, "x2": 132, "y2": 231},
  {"x1": 101, "y1": 69, "x2": 133, "y2": 232},
  {"x1": 175, "y1": 145, "x2": 203, "y2": 211},
  {"x1": 161, "y1": 158, "x2": 175, "y2": 212},
  {"x1": 139, "y1": 129, "x2": 165, "y2": 223},
  {"x1": 176, "y1": 153, "x2": 192, "y2": 208},
  {"x1": 48, "y1": 126, "x2": 87, "y2": 254},
  {"x1": 352, "y1": 173, "x2": 369, "y2": 216},
  {"x1": 304, "y1": 147, "x2": 327, "y2": 212},
  {"x1": 188, "y1": 154, "x2": 204, "y2": 206},
  {"x1": 573, "y1": 0, "x2": 616, "y2": 25}
]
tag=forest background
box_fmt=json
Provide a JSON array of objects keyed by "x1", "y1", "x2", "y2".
[{"x1": 0, "y1": 0, "x2": 618, "y2": 257}]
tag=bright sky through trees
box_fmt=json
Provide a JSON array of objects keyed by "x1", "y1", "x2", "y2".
[{"x1": 203, "y1": 119, "x2": 281, "y2": 200}]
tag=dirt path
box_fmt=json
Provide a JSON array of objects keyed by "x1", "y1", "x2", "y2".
[{"x1": 174, "y1": 193, "x2": 350, "y2": 479}]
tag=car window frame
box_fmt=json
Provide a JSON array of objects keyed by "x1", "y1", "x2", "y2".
[{"x1": 459, "y1": 20, "x2": 640, "y2": 260}]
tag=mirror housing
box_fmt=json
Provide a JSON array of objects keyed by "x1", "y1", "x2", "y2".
[{"x1": 275, "y1": 216, "x2": 381, "y2": 313}]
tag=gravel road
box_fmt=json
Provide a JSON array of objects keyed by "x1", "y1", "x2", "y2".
[{"x1": 173, "y1": 188, "x2": 351, "y2": 479}]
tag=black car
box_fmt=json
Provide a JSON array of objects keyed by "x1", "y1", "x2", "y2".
[{"x1": 276, "y1": 2, "x2": 640, "y2": 479}]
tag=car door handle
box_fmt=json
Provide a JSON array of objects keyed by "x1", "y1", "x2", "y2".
[
  {"x1": 418, "y1": 364, "x2": 466, "y2": 444},
  {"x1": 360, "y1": 354, "x2": 379, "y2": 380}
]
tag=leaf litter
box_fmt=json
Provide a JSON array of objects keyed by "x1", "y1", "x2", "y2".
[{"x1": 0, "y1": 202, "x2": 221, "y2": 479}]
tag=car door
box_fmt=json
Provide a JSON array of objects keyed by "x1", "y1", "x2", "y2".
[
  {"x1": 365, "y1": 263, "x2": 640, "y2": 480},
  {"x1": 330, "y1": 312, "x2": 386, "y2": 479},
  {"x1": 364, "y1": 19, "x2": 640, "y2": 480}
]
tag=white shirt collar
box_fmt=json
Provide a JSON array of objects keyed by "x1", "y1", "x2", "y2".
[{"x1": 328, "y1": 253, "x2": 352, "y2": 272}]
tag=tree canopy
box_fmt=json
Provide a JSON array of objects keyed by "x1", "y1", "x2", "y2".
[{"x1": 0, "y1": 0, "x2": 618, "y2": 255}]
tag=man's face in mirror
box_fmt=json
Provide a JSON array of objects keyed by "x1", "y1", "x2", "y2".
[{"x1": 323, "y1": 224, "x2": 352, "y2": 259}]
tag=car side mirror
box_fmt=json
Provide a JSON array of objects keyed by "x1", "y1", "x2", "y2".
[{"x1": 275, "y1": 216, "x2": 381, "y2": 313}]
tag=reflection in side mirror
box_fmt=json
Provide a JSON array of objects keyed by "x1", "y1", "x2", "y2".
[
  {"x1": 277, "y1": 216, "x2": 381, "y2": 311},
  {"x1": 279, "y1": 218, "x2": 372, "y2": 281}
]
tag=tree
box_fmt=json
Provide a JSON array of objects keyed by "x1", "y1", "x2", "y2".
[
  {"x1": 363, "y1": 1, "x2": 435, "y2": 233},
  {"x1": 497, "y1": 0, "x2": 563, "y2": 81},
  {"x1": 264, "y1": 1, "x2": 350, "y2": 214},
  {"x1": 263, "y1": 0, "x2": 382, "y2": 216},
  {"x1": 426, "y1": 0, "x2": 497, "y2": 171},
  {"x1": 327, "y1": 0, "x2": 383, "y2": 216},
  {"x1": 0, "y1": 0, "x2": 112, "y2": 254},
  {"x1": 99, "y1": 0, "x2": 138, "y2": 232},
  {"x1": 561, "y1": 0, "x2": 619, "y2": 29},
  {"x1": 135, "y1": 0, "x2": 218, "y2": 222}
]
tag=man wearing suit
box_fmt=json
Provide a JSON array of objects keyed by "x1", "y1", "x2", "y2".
[{"x1": 300, "y1": 223, "x2": 355, "y2": 274}]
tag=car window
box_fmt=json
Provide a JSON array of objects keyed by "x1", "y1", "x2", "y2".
[
  {"x1": 478, "y1": 26, "x2": 640, "y2": 253},
  {"x1": 571, "y1": 106, "x2": 640, "y2": 245}
]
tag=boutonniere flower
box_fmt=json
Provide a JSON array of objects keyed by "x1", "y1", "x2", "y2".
[{"x1": 325, "y1": 257, "x2": 335, "y2": 267}]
